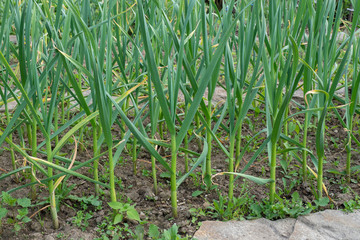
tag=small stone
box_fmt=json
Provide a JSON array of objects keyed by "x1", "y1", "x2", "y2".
[
  {"x1": 302, "y1": 182, "x2": 311, "y2": 194},
  {"x1": 178, "y1": 220, "x2": 188, "y2": 227},
  {"x1": 203, "y1": 201, "x2": 211, "y2": 209},
  {"x1": 163, "y1": 222, "x2": 171, "y2": 229},
  {"x1": 139, "y1": 211, "x2": 146, "y2": 219},
  {"x1": 96, "y1": 216, "x2": 103, "y2": 224},
  {"x1": 145, "y1": 189, "x2": 155, "y2": 199},
  {"x1": 159, "y1": 190, "x2": 170, "y2": 199},
  {"x1": 152, "y1": 220, "x2": 160, "y2": 227},
  {"x1": 29, "y1": 233, "x2": 42, "y2": 239},
  {"x1": 336, "y1": 32, "x2": 349, "y2": 43},
  {"x1": 126, "y1": 191, "x2": 140, "y2": 201},
  {"x1": 44, "y1": 235, "x2": 55, "y2": 240},
  {"x1": 30, "y1": 221, "x2": 42, "y2": 232},
  {"x1": 98, "y1": 210, "x2": 105, "y2": 217},
  {"x1": 62, "y1": 222, "x2": 71, "y2": 232},
  {"x1": 303, "y1": 196, "x2": 310, "y2": 203},
  {"x1": 337, "y1": 193, "x2": 353, "y2": 203},
  {"x1": 184, "y1": 210, "x2": 191, "y2": 219},
  {"x1": 44, "y1": 220, "x2": 53, "y2": 229}
]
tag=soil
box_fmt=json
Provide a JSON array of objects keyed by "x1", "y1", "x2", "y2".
[{"x1": 0, "y1": 101, "x2": 360, "y2": 240}]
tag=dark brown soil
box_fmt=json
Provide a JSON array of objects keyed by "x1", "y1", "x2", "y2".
[{"x1": 0, "y1": 104, "x2": 359, "y2": 239}]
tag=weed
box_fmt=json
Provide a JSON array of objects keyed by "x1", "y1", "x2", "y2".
[
  {"x1": 108, "y1": 201, "x2": 141, "y2": 224},
  {"x1": 249, "y1": 192, "x2": 329, "y2": 220},
  {"x1": 189, "y1": 207, "x2": 206, "y2": 225},
  {"x1": 56, "y1": 232, "x2": 66, "y2": 239},
  {"x1": 0, "y1": 192, "x2": 32, "y2": 234},
  {"x1": 95, "y1": 217, "x2": 134, "y2": 240},
  {"x1": 147, "y1": 224, "x2": 191, "y2": 240},
  {"x1": 343, "y1": 196, "x2": 360, "y2": 213},
  {"x1": 142, "y1": 169, "x2": 151, "y2": 177},
  {"x1": 207, "y1": 189, "x2": 254, "y2": 221},
  {"x1": 72, "y1": 210, "x2": 93, "y2": 231},
  {"x1": 68, "y1": 195, "x2": 102, "y2": 211}
]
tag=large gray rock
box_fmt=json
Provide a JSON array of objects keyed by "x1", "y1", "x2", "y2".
[
  {"x1": 194, "y1": 210, "x2": 360, "y2": 240},
  {"x1": 289, "y1": 210, "x2": 360, "y2": 240},
  {"x1": 194, "y1": 218, "x2": 295, "y2": 240}
]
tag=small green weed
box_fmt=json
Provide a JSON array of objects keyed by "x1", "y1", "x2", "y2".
[
  {"x1": 147, "y1": 224, "x2": 191, "y2": 240},
  {"x1": 68, "y1": 195, "x2": 102, "y2": 210},
  {"x1": 108, "y1": 201, "x2": 141, "y2": 224},
  {"x1": 189, "y1": 207, "x2": 206, "y2": 225},
  {"x1": 207, "y1": 191, "x2": 254, "y2": 221},
  {"x1": 72, "y1": 210, "x2": 93, "y2": 231},
  {"x1": 0, "y1": 192, "x2": 32, "y2": 234},
  {"x1": 249, "y1": 192, "x2": 329, "y2": 220},
  {"x1": 56, "y1": 232, "x2": 66, "y2": 239},
  {"x1": 343, "y1": 195, "x2": 360, "y2": 213},
  {"x1": 95, "y1": 216, "x2": 134, "y2": 240}
]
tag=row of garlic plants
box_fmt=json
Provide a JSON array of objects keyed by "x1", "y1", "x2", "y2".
[{"x1": 0, "y1": 0, "x2": 359, "y2": 228}]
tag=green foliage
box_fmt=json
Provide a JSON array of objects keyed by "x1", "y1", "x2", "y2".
[
  {"x1": 108, "y1": 202, "x2": 141, "y2": 224},
  {"x1": 249, "y1": 192, "x2": 330, "y2": 220},
  {"x1": 0, "y1": 207, "x2": 8, "y2": 220},
  {"x1": 0, "y1": 0, "x2": 360, "y2": 236},
  {"x1": 0, "y1": 207, "x2": 8, "y2": 229},
  {"x1": 68, "y1": 195, "x2": 102, "y2": 210},
  {"x1": 191, "y1": 190, "x2": 203, "y2": 197},
  {"x1": 95, "y1": 216, "x2": 135, "y2": 240},
  {"x1": 14, "y1": 208, "x2": 31, "y2": 232},
  {"x1": 0, "y1": 192, "x2": 32, "y2": 234},
  {"x1": 17, "y1": 198, "x2": 31, "y2": 208},
  {"x1": 200, "y1": 188, "x2": 331, "y2": 222},
  {"x1": 147, "y1": 224, "x2": 190, "y2": 240},
  {"x1": 1, "y1": 191, "x2": 16, "y2": 206},
  {"x1": 207, "y1": 193, "x2": 253, "y2": 221},
  {"x1": 280, "y1": 176, "x2": 299, "y2": 196},
  {"x1": 95, "y1": 221, "x2": 189, "y2": 240},
  {"x1": 343, "y1": 196, "x2": 360, "y2": 213},
  {"x1": 72, "y1": 211, "x2": 93, "y2": 231},
  {"x1": 148, "y1": 224, "x2": 160, "y2": 239},
  {"x1": 340, "y1": 0, "x2": 354, "y2": 20},
  {"x1": 189, "y1": 207, "x2": 206, "y2": 225}
]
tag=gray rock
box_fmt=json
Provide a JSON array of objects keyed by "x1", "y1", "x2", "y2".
[
  {"x1": 336, "y1": 32, "x2": 349, "y2": 43},
  {"x1": 290, "y1": 210, "x2": 360, "y2": 240},
  {"x1": 194, "y1": 210, "x2": 360, "y2": 240},
  {"x1": 10, "y1": 35, "x2": 18, "y2": 45},
  {"x1": 177, "y1": 87, "x2": 228, "y2": 106},
  {"x1": 194, "y1": 218, "x2": 295, "y2": 240},
  {"x1": 0, "y1": 100, "x2": 17, "y2": 112}
]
